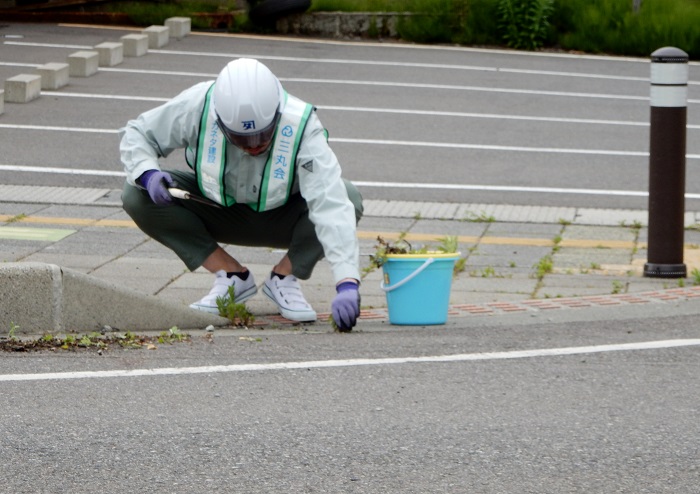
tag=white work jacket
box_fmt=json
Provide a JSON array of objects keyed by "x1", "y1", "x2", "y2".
[{"x1": 119, "y1": 81, "x2": 360, "y2": 283}]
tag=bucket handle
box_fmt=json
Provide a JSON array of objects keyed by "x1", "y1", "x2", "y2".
[{"x1": 380, "y1": 257, "x2": 435, "y2": 293}]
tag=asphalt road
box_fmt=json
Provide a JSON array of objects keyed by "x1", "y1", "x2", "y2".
[
  {"x1": 1, "y1": 23, "x2": 699, "y2": 210},
  {"x1": 2, "y1": 23, "x2": 700, "y2": 493},
  {"x1": 1, "y1": 305, "x2": 700, "y2": 493}
]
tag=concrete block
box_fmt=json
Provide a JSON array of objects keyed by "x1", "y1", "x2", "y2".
[
  {"x1": 143, "y1": 25, "x2": 170, "y2": 48},
  {"x1": 165, "y1": 17, "x2": 191, "y2": 39},
  {"x1": 68, "y1": 50, "x2": 99, "y2": 77},
  {"x1": 4, "y1": 74, "x2": 41, "y2": 103},
  {"x1": 36, "y1": 62, "x2": 69, "y2": 90},
  {"x1": 0, "y1": 263, "x2": 227, "y2": 335},
  {"x1": 120, "y1": 33, "x2": 149, "y2": 57},
  {"x1": 0, "y1": 90, "x2": 4, "y2": 114},
  {"x1": 94, "y1": 41, "x2": 123, "y2": 67}
]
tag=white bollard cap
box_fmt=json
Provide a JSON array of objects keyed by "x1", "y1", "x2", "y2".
[{"x1": 650, "y1": 47, "x2": 688, "y2": 108}]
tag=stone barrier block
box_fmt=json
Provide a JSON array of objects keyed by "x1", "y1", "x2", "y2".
[
  {"x1": 165, "y1": 17, "x2": 191, "y2": 39},
  {"x1": 4, "y1": 74, "x2": 41, "y2": 103},
  {"x1": 94, "y1": 41, "x2": 123, "y2": 67},
  {"x1": 121, "y1": 33, "x2": 149, "y2": 57},
  {"x1": 143, "y1": 25, "x2": 170, "y2": 48},
  {"x1": 36, "y1": 62, "x2": 69, "y2": 90},
  {"x1": 68, "y1": 50, "x2": 99, "y2": 77}
]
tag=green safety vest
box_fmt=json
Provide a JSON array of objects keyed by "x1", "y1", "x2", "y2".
[{"x1": 191, "y1": 83, "x2": 313, "y2": 211}]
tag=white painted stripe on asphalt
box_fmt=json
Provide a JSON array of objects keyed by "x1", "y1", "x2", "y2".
[
  {"x1": 288, "y1": 77, "x2": 653, "y2": 101},
  {"x1": 333, "y1": 138, "x2": 648, "y2": 156},
  {"x1": 5, "y1": 111, "x2": 700, "y2": 131},
  {"x1": 0, "y1": 109, "x2": 658, "y2": 130},
  {"x1": 2, "y1": 59, "x2": 699, "y2": 105},
  {"x1": 352, "y1": 181, "x2": 651, "y2": 197},
  {"x1": 4, "y1": 165, "x2": 700, "y2": 199},
  {"x1": 5, "y1": 124, "x2": 694, "y2": 159},
  {"x1": 1, "y1": 339, "x2": 698, "y2": 382},
  {"x1": 37, "y1": 83, "x2": 657, "y2": 104},
  {"x1": 0, "y1": 123, "x2": 119, "y2": 133},
  {"x1": 41, "y1": 91, "x2": 168, "y2": 102},
  {"x1": 331, "y1": 138, "x2": 700, "y2": 161},
  {"x1": 0, "y1": 164, "x2": 124, "y2": 177},
  {"x1": 3, "y1": 122, "x2": 699, "y2": 160},
  {"x1": 319, "y1": 106, "x2": 653, "y2": 127},
  {"x1": 4, "y1": 42, "x2": 699, "y2": 87}
]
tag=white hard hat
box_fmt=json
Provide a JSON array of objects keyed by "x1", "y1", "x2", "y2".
[{"x1": 213, "y1": 58, "x2": 284, "y2": 152}]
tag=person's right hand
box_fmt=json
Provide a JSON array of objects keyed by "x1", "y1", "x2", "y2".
[{"x1": 139, "y1": 170, "x2": 176, "y2": 206}]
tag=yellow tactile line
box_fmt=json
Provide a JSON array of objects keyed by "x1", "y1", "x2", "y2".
[
  {"x1": 355, "y1": 230, "x2": 643, "y2": 250},
  {"x1": 1, "y1": 215, "x2": 647, "y2": 250}
]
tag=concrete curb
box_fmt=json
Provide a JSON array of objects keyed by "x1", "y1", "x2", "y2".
[{"x1": 0, "y1": 263, "x2": 228, "y2": 335}]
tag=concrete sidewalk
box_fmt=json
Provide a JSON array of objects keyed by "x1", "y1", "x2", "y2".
[{"x1": 2, "y1": 185, "x2": 700, "y2": 334}]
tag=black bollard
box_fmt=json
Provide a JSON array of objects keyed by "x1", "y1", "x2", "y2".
[{"x1": 644, "y1": 47, "x2": 689, "y2": 278}]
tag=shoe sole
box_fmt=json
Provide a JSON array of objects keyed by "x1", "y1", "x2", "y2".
[
  {"x1": 189, "y1": 285, "x2": 258, "y2": 314},
  {"x1": 262, "y1": 284, "x2": 317, "y2": 322}
]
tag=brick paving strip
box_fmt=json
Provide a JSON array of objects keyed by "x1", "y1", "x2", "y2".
[{"x1": 240, "y1": 286, "x2": 700, "y2": 328}]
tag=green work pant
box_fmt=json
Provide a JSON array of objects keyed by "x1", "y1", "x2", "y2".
[{"x1": 121, "y1": 169, "x2": 363, "y2": 280}]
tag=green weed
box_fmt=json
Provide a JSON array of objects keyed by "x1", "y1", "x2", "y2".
[
  {"x1": 7, "y1": 322, "x2": 20, "y2": 341},
  {"x1": 6, "y1": 214, "x2": 27, "y2": 224},
  {"x1": 158, "y1": 326, "x2": 187, "y2": 344},
  {"x1": 464, "y1": 211, "x2": 496, "y2": 223},
  {"x1": 217, "y1": 286, "x2": 255, "y2": 326},
  {"x1": 611, "y1": 280, "x2": 624, "y2": 294},
  {"x1": 691, "y1": 268, "x2": 700, "y2": 286},
  {"x1": 533, "y1": 254, "x2": 553, "y2": 279}
]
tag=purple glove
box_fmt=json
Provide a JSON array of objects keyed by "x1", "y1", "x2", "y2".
[
  {"x1": 139, "y1": 170, "x2": 176, "y2": 206},
  {"x1": 331, "y1": 281, "x2": 360, "y2": 332}
]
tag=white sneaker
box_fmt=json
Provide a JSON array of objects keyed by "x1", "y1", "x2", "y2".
[
  {"x1": 189, "y1": 270, "x2": 257, "y2": 314},
  {"x1": 262, "y1": 273, "x2": 317, "y2": 322}
]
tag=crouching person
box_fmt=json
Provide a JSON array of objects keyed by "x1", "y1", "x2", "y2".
[{"x1": 120, "y1": 58, "x2": 363, "y2": 331}]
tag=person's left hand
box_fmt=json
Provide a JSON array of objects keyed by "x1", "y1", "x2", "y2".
[{"x1": 331, "y1": 281, "x2": 360, "y2": 332}]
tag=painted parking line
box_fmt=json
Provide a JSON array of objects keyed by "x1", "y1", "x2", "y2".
[{"x1": 1, "y1": 339, "x2": 698, "y2": 383}]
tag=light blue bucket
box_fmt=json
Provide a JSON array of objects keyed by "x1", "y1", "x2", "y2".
[{"x1": 380, "y1": 252, "x2": 460, "y2": 325}]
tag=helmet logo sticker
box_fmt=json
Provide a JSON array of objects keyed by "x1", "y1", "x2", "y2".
[{"x1": 242, "y1": 120, "x2": 256, "y2": 130}]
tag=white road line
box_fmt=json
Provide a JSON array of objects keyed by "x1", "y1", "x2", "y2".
[
  {"x1": 334, "y1": 138, "x2": 649, "y2": 156},
  {"x1": 320, "y1": 106, "x2": 653, "y2": 127},
  {"x1": 353, "y1": 181, "x2": 650, "y2": 197},
  {"x1": 2, "y1": 60, "x2": 698, "y2": 103},
  {"x1": 4, "y1": 109, "x2": 698, "y2": 131},
  {"x1": 0, "y1": 164, "x2": 124, "y2": 176},
  {"x1": 41, "y1": 91, "x2": 168, "y2": 102},
  {"x1": 4, "y1": 42, "x2": 699, "y2": 86},
  {"x1": 37, "y1": 83, "x2": 659, "y2": 104},
  {"x1": 1, "y1": 339, "x2": 698, "y2": 382},
  {"x1": 3, "y1": 165, "x2": 700, "y2": 199},
  {"x1": 0, "y1": 123, "x2": 119, "y2": 133},
  {"x1": 2, "y1": 122, "x2": 698, "y2": 159}
]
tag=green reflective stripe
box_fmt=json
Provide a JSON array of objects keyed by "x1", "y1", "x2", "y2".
[
  {"x1": 258, "y1": 93, "x2": 312, "y2": 211},
  {"x1": 196, "y1": 83, "x2": 230, "y2": 206},
  {"x1": 194, "y1": 89, "x2": 312, "y2": 211}
]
